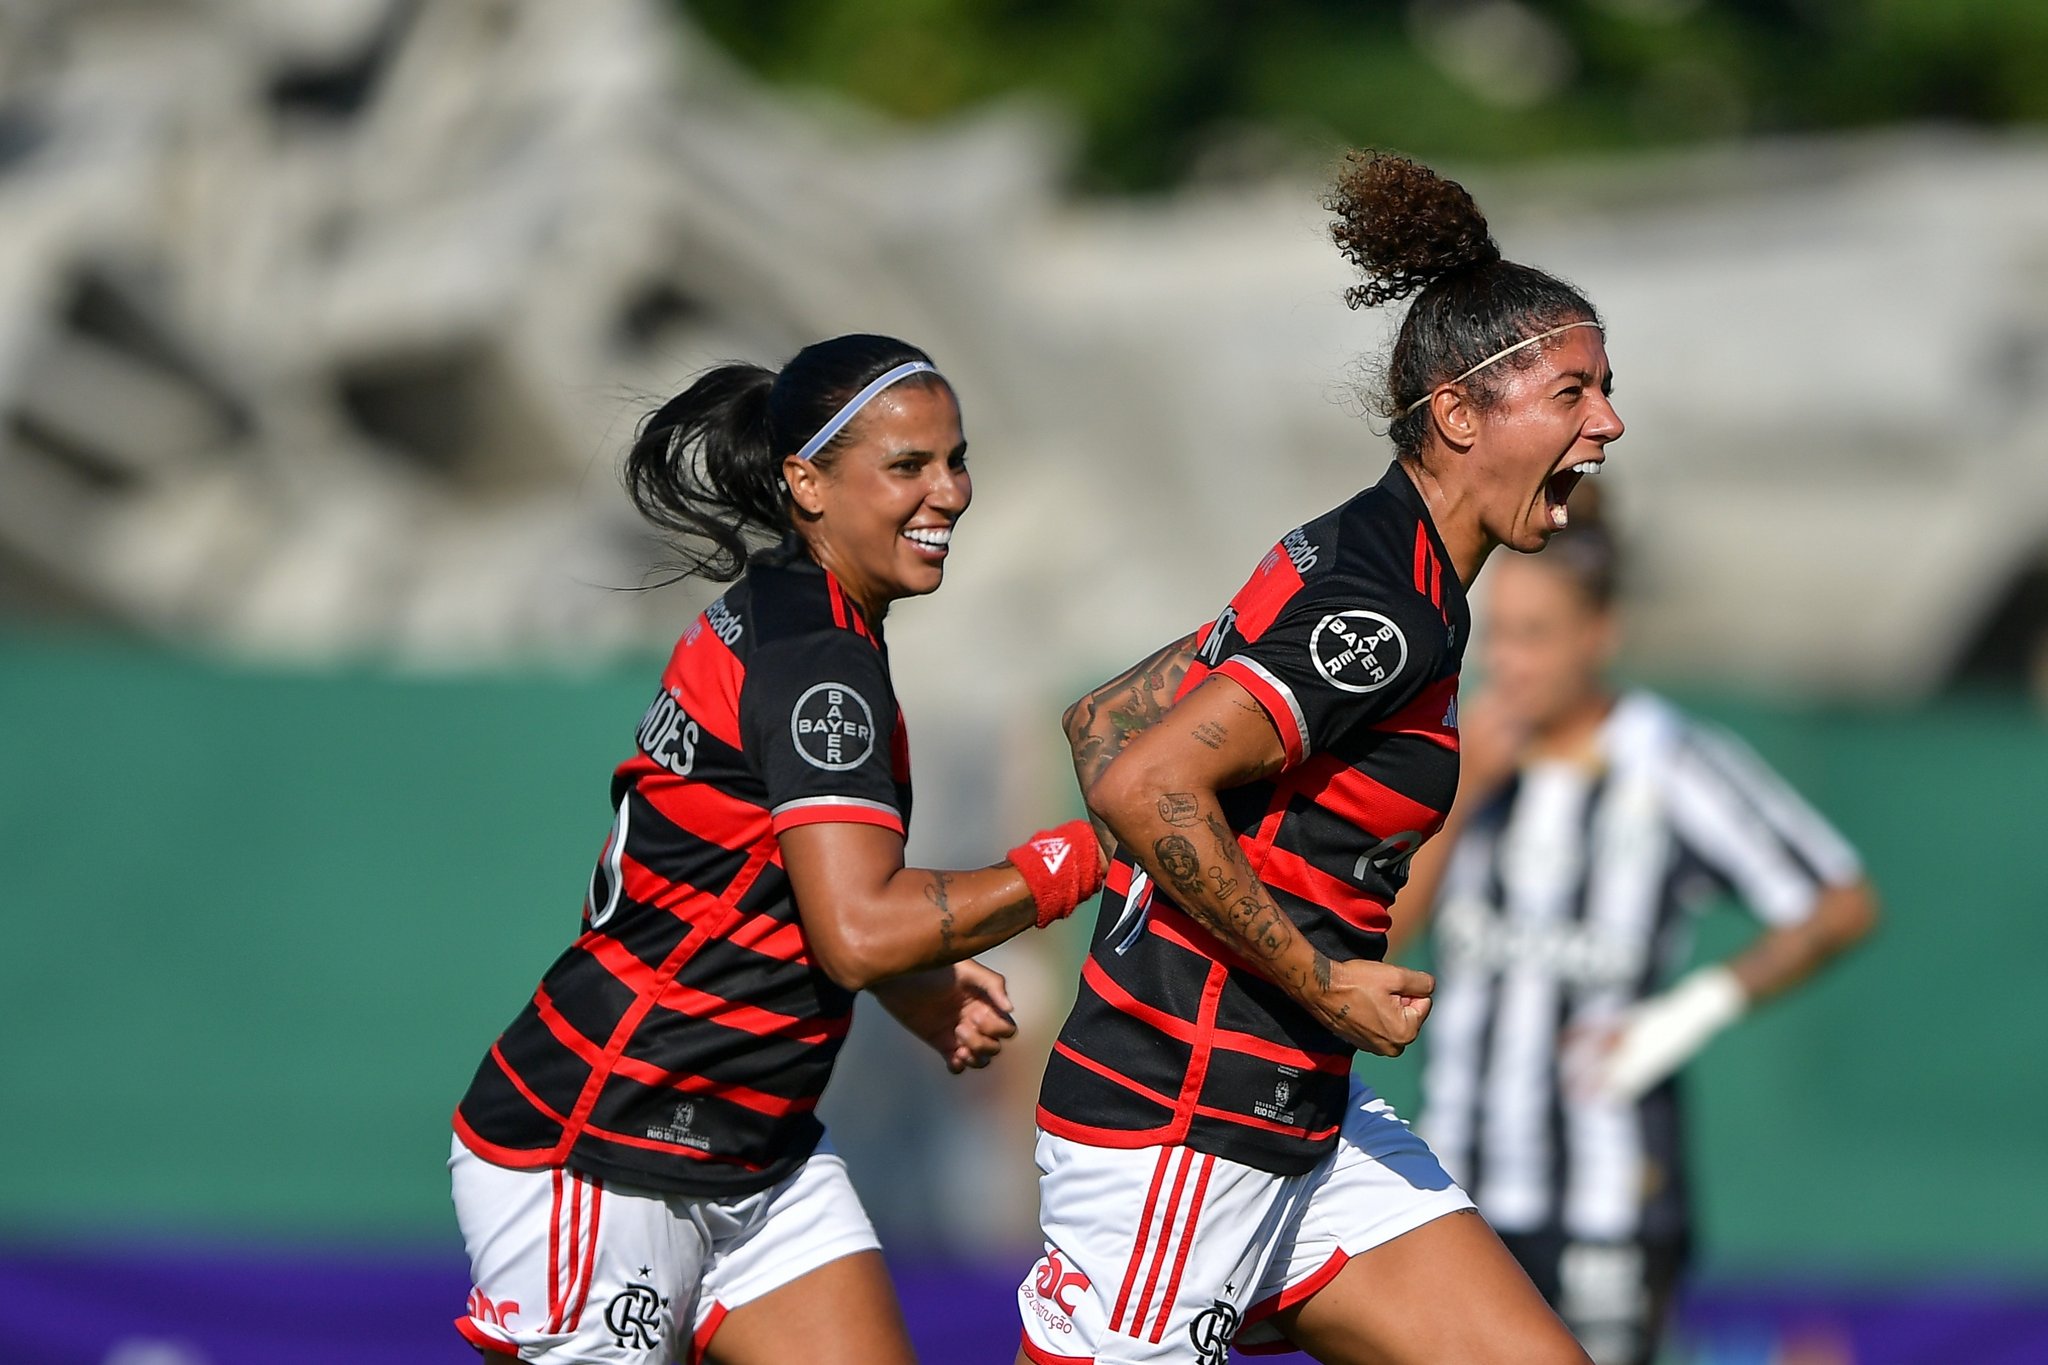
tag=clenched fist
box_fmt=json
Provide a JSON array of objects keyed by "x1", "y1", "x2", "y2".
[{"x1": 1310, "y1": 958, "x2": 1435, "y2": 1057}]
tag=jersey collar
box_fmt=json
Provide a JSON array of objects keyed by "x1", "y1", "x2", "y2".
[{"x1": 1377, "y1": 461, "x2": 1471, "y2": 630}]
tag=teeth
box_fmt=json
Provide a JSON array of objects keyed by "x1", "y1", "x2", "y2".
[
  {"x1": 903, "y1": 527, "x2": 952, "y2": 548},
  {"x1": 1550, "y1": 503, "x2": 1569, "y2": 529},
  {"x1": 1570, "y1": 461, "x2": 1601, "y2": 475}
]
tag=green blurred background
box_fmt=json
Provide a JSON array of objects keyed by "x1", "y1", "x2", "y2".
[{"x1": 4, "y1": 635, "x2": 2043, "y2": 1279}]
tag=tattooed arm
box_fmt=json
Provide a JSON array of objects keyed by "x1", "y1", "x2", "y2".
[
  {"x1": 1086, "y1": 675, "x2": 1436, "y2": 1057},
  {"x1": 1062, "y1": 632, "x2": 1200, "y2": 856},
  {"x1": 779, "y1": 823, "x2": 1046, "y2": 991}
]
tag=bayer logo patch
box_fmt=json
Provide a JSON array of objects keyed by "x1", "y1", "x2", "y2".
[
  {"x1": 1310, "y1": 611, "x2": 1407, "y2": 693},
  {"x1": 790, "y1": 682, "x2": 877, "y2": 770}
]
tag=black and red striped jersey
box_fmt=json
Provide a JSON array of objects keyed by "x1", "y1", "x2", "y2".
[
  {"x1": 455, "y1": 540, "x2": 912, "y2": 1197},
  {"x1": 1038, "y1": 463, "x2": 1469, "y2": 1174}
]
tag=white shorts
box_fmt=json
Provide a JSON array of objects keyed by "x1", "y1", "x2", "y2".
[
  {"x1": 1018, "y1": 1077, "x2": 1474, "y2": 1364},
  {"x1": 450, "y1": 1134, "x2": 881, "y2": 1363}
]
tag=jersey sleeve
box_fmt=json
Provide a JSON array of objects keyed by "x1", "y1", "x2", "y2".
[
  {"x1": 1662, "y1": 722, "x2": 1862, "y2": 926},
  {"x1": 1211, "y1": 585, "x2": 1445, "y2": 770},
  {"x1": 740, "y1": 630, "x2": 905, "y2": 838}
]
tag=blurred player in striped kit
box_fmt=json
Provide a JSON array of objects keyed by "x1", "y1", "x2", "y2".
[{"x1": 1394, "y1": 493, "x2": 1879, "y2": 1365}]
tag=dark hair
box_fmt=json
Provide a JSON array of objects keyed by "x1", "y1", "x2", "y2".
[
  {"x1": 623, "y1": 333, "x2": 941, "y2": 581},
  {"x1": 1537, "y1": 479, "x2": 1623, "y2": 609},
  {"x1": 1325, "y1": 150, "x2": 1600, "y2": 460}
]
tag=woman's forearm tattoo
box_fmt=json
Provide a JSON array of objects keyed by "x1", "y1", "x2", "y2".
[
  {"x1": 1065, "y1": 635, "x2": 1197, "y2": 784},
  {"x1": 1154, "y1": 834, "x2": 1202, "y2": 891},
  {"x1": 925, "y1": 870, "x2": 957, "y2": 953}
]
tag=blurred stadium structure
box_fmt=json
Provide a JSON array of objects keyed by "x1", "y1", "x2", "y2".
[
  {"x1": 4, "y1": 0, "x2": 2047, "y2": 700},
  {"x1": 4, "y1": 3, "x2": 2047, "y2": 1364}
]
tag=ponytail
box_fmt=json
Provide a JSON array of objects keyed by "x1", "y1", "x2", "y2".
[
  {"x1": 1325, "y1": 150, "x2": 1600, "y2": 460},
  {"x1": 624, "y1": 333, "x2": 941, "y2": 583}
]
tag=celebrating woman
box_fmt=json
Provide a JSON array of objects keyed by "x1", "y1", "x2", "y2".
[
  {"x1": 1394, "y1": 498, "x2": 1877, "y2": 1365},
  {"x1": 1019, "y1": 152, "x2": 1618, "y2": 1364},
  {"x1": 451, "y1": 334, "x2": 1104, "y2": 1365}
]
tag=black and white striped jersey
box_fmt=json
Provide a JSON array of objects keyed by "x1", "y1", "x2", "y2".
[{"x1": 1418, "y1": 691, "x2": 1860, "y2": 1242}]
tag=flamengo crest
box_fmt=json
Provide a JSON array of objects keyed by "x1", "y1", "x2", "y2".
[{"x1": 605, "y1": 1283, "x2": 666, "y2": 1350}]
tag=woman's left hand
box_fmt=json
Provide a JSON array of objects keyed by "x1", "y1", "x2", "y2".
[{"x1": 871, "y1": 960, "x2": 1019, "y2": 1073}]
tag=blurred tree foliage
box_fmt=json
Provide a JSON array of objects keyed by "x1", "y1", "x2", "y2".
[{"x1": 682, "y1": 0, "x2": 2048, "y2": 190}]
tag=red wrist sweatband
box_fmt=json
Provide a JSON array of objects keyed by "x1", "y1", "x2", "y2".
[{"x1": 1008, "y1": 819, "x2": 1104, "y2": 929}]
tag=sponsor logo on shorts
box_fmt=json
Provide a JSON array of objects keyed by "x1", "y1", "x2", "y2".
[
  {"x1": 605, "y1": 1282, "x2": 668, "y2": 1351},
  {"x1": 1188, "y1": 1299, "x2": 1242, "y2": 1364},
  {"x1": 791, "y1": 683, "x2": 876, "y2": 770},
  {"x1": 1310, "y1": 610, "x2": 1407, "y2": 693},
  {"x1": 1026, "y1": 1247, "x2": 1091, "y2": 1335},
  {"x1": 1035, "y1": 1248, "x2": 1091, "y2": 1314},
  {"x1": 467, "y1": 1288, "x2": 519, "y2": 1329}
]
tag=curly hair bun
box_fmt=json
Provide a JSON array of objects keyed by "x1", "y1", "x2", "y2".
[{"x1": 1326, "y1": 150, "x2": 1502, "y2": 310}]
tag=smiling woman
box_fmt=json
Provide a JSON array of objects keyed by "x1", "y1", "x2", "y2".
[
  {"x1": 448, "y1": 333, "x2": 1106, "y2": 1365},
  {"x1": 1015, "y1": 154, "x2": 1624, "y2": 1365}
]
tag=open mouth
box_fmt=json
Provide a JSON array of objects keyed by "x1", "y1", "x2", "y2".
[
  {"x1": 902, "y1": 525, "x2": 953, "y2": 561},
  {"x1": 1541, "y1": 460, "x2": 1601, "y2": 530}
]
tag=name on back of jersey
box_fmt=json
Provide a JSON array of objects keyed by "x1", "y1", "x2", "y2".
[
  {"x1": 1196, "y1": 605, "x2": 1238, "y2": 668},
  {"x1": 636, "y1": 687, "x2": 700, "y2": 777}
]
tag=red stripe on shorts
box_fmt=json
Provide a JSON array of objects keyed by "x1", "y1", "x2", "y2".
[
  {"x1": 568, "y1": 1176, "x2": 603, "y2": 1330},
  {"x1": 562, "y1": 1171, "x2": 582, "y2": 1331},
  {"x1": 1109, "y1": 1149, "x2": 1173, "y2": 1333},
  {"x1": 1131, "y1": 1149, "x2": 1195, "y2": 1337},
  {"x1": 1150, "y1": 1153, "x2": 1216, "y2": 1342},
  {"x1": 546, "y1": 1168, "x2": 564, "y2": 1332}
]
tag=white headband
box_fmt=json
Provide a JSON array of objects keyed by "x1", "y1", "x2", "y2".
[
  {"x1": 1401, "y1": 320, "x2": 1602, "y2": 417},
  {"x1": 794, "y1": 361, "x2": 939, "y2": 461}
]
